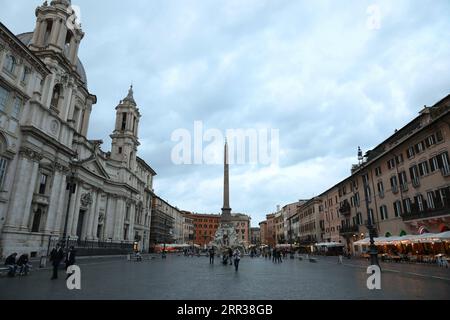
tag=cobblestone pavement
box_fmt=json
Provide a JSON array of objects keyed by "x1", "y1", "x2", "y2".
[{"x1": 0, "y1": 255, "x2": 449, "y2": 300}]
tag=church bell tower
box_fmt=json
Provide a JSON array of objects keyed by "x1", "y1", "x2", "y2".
[{"x1": 110, "y1": 86, "x2": 141, "y2": 171}]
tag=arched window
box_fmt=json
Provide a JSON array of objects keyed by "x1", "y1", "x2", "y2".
[
  {"x1": 50, "y1": 84, "x2": 62, "y2": 110},
  {"x1": 4, "y1": 55, "x2": 16, "y2": 74}
]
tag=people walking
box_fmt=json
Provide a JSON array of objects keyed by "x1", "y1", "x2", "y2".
[
  {"x1": 233, "y1": 249, "x2": 241, "y2": 271},
  {"x1": 209, "y1": 247, "x2": 215, "y2": 264},
  {"x1": 50, "y1": 244, "x2": 64, "y2": 280},
  {"x1": 65, "y1": 246, "x2": 76, "y2": 278},
  {"x1": 4, "y1": 252, "x2": 18, "y2": 277}
]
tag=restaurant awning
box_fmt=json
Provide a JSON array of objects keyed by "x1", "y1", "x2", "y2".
[{"x1": 353, "y1": 231, "x2": 450, "y2": 246}]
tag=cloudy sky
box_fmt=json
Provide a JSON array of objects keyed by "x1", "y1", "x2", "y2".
[{"x1": 1, "y1": 0, "x2": 449, "y2": 226}]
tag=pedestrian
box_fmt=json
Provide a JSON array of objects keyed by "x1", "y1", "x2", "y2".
[
  {"x1": 228, "y1": 248, "x2": 233, "y2": 266},
  {"x1": 16, "y1": 253, "x2": 30, "y2": 275},
  {"x1": 338, "y1": 254, "x2": 343, "y2": 264},
  {"x1": 50, "y1": 244, "x2": 64, "y2": 280},
  {"x1": 65, "y1": 246, "x2": 77, "y2": 278},
  {"x1": 209, "y1": 247, "x2": 215, "y2": 264},
  {"x1": 4, "y1": 252, "x2": 18, "y2": 277},
  {"x1": 233, "y1": 249, "x2": 241, "y2": 271},
  {"x1": 272, "y1": 249, "x2": 276, "y2": 263}
]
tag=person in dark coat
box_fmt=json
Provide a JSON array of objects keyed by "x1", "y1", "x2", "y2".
[
  {"x1": 65, "y1": 246, "x2": 76, "y2": 277},
  {"x1": 4, "y1": 253, "x2": 18, "y2": 277},
  {"x1": 50, "y1": 244, "x2": 64, "y2": 280},
  {"x1": 209, "y1": 247, "x2": 215, "y2": 264},
  {"x1": 16, "y1": 253, "x2": 30, "y2": 275},
  {"x1": 228, "y1": 248, "x2": 233, "y2": 265}
]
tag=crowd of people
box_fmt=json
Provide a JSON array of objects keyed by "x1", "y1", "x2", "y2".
[{"x1": 3, "y1": 253, "x2": 31, "y2": 277}]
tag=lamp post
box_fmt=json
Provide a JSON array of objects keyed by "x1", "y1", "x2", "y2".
[
  {"x1": 62, "y1": 170, "x2": 76, "y2": 250},
  {"x1": 359, "y1": 147, "x2": 379, "y2": 267}
]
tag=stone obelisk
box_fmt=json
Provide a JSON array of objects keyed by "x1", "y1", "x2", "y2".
[{"x1": 221, "y1": 140, "x2": 232, "y2": 220}]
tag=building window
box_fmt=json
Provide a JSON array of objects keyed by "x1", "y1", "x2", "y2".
[
  {"x1": 375, "y1": 166, "x2": 382, "y2": 176},
  {"x1": 50, "y1": 84, "x2": 62, "y2": 110},
  {"x1": 403, "y1": 198, "x2": 412, "y2": 214},
  {"x1": 415, "y1": 141, "x2": 425, "y2": 154},
  {"x1": 425, "y1": 135, "x2": 436, "y2": 148},
  {"x1": 415, "y1": 194, "x2": 424, "y2": 211},
  {"x1": 429, "y1": 157, "x2": 439, "y2": 172},
  {"x1": 377, "y1": 181, "x2": 384, "y2": 197},
  {"x1": 356, "y1": 212, "x2": 363, "y2": 225},
  {"x1": 38, "y1": 174, "x2": 48, "y2": 195},
  {"x1": 4, "y1": 55, "x2": 16, "y2": 74},
  {"x1": 0, "y1": 86, "x2": 9, "y2": 112},
  {"x1": 392, "y1": 201, "x2": 401, "y2": 217},
  {"x1": 11, "y1": 97, "x2": 22, "y2": 119},
  {"x1": 418, "y1": 161, "x2": 429, "y2": 176},
  {"x1": 368, "y1": 209, "x2": 375, "y2": 224},
  {"x1": 0, "y1": 157, "x2": 8, "y2": 188},
  {"x1": 398, "y1": 171, "x2": 407, "y2": 186},
  {"x1": 118, "y1": 147, "x2": 122, "y2": 154},
  {"x1": 121, "y1": 113, "x2": 127, "y2": 130},
  {"x1": 407, "y1": 147, "x2": 415, "y2": 159},
  {"x1": 395, "y1": 154, "x2": 404, "y2": 165},
  {"x1": 427, "y1": 191, "x2": 435, "y2": 209},
  {"x1": 380, "y1": 205, "x2": 389, "y2": 220},
  {"x1": 21, "y1": 67, "x2": 30, "y2": 83},
  {"x1": 387, "y1": 158, "x2": 396, "y2": 170},
  {"x1": 31, "y1": 209, "x2": 42, "y2": 233}
]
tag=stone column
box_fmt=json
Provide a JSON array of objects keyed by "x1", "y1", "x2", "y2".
[
  {"x1": 37, "y1": 20, "x2": 48, "y2": 47},
  {"x1": 129, "y1": 203, "x2": 136, "y2": 241},
  {"x1": 44, "y1": 73, "x2": 56, "y2": 109},
  {"x1": 43, "y1": 169, "x2": 64, "y2": 233},
  {"x1": 103, "y1": 195, "x2": 112, "y2": 239},
  {"x1": 86, "y1": 191, "x2": 98, "y2": 240},
  {"x1": 80, "y1": 104, "x2": 92, "y2": 137},
  {"x1": 49, "y1": 19, "x2": 60, "y2": 45},
  {"x1": 62, "y1": 85, "x2": 73, "y2": 121},
  {"x1": 3, "y1": 153, "x2": 37, "y2": 230},
  {"x1": 20, "y1": 160, "x2": 40, "y2": 230},
  {"x1": 53, "y1": 172, "x2": 68, "y2": 235},
  {"x1": 30, "y1": 19, "x2": 42, "y2": 46},
  {"x1": 56, "y1": 20, "x2": 67, "y2": 49},
  {"x1": 113, "y1": 198, "x2": 125, "y2": 241},
  {"x1": 68, "y1": 184, "x2": 82, "y2": 237},
  {"x1": 69, "y1": 38, "x2": 79, "y2": 65},
  {"x1": 92, "y1": 193, "x2": 102, "y2": 240}
]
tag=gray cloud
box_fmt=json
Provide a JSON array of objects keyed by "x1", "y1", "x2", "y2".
[{"x1": 1, "y1": 0, "x2": 449, "y2": 226}]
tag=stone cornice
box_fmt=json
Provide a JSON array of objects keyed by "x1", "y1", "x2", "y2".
[
  {"x1": 20, "y1": 125, "x2": 76, "y2": 157},
  {"x1": 19, "y1": 147, "x2": 43, "y2": 162}
]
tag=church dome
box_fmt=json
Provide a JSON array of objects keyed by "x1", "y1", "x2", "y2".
[{"x1": 16, "y1": 32, "x2": 88, "y2": 88}]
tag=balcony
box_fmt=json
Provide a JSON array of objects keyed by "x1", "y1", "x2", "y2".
[
  {"x1": 402, "y1": 201, "x2": 450, "y2": 221},
  {"x1": 412, "y1": 177, "x2": 420, "y2": 188},
  {"x1": 339, "y1": 201, "x2": 351, "y2": 216},
  {"x1": 339, "y1": 225, "x2": 359, "y2": 235}
]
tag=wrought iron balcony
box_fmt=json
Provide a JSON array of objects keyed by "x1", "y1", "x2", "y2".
[
  {"x1": 402, "y1": 201, "x2": 450, "y2": 221},
  {"x1": 339, "y1": 201, "x2": 351, "y2": 216},
  {"x1": 339, "y1": 225, "x2": 359, "y2": 235}
]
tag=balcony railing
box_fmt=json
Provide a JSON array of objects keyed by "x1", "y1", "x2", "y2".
[
  {"x1": 412, "y1": 177, "x2": 420, "y2": 188},
  {"x1": 339, "y1": 202, "x2": 351, "y2": 216},
  {"x1": 402, "y1": 201, "x2": 450, "y2": 221},
  {"x1": 339, "y1": 225, "x2": 359, "y2": 235}
]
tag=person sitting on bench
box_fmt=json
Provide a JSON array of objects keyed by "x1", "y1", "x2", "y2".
[
  {"x1": 4, "y1": 253, "x2": 18, "y2": 277},
  {"x1": 17, "y1": 254, "x2": 31, "y2": 275}
]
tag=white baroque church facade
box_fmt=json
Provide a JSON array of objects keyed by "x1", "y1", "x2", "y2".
[{"x1": 0, "y1": 0, "x2": 156, "y2": 258}]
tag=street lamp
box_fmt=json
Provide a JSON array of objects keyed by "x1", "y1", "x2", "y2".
[
  {"x1": 62, "y1": 170, "x2": 76, "y2": 250},
  {"x1": 360, "y1": 148, "x2": 380, "y2": 268}
]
